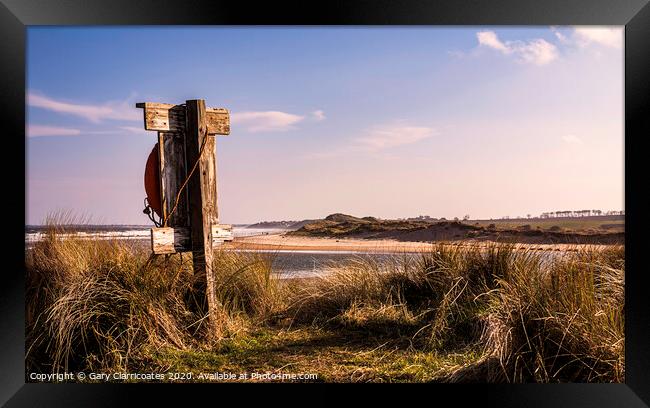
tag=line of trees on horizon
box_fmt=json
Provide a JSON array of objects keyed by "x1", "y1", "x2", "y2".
[
  {"x1": 405, "y1": 209, "x2": 623, "y2": 222},
  {"x1": 399, "y1": 209, "x2": 625, "y2": 223},
  {"x1": 538, "y1": 209, "x2": 624, "y2": 218}
]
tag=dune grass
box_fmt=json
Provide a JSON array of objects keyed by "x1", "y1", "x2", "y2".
[{"x1": 25, "y1": 223, "x2": 624, "y2": 382}]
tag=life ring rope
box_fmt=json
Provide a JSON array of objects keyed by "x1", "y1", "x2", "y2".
[
  {"x1": 143, "y1": 128, "x2": 210, "y2": 228},
  {"x1": 143, "y1": 197, "x2": 162, "y2": 227}
]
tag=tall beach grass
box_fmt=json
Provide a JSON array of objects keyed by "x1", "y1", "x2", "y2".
[{"x1": 25, "y1": 222, "x2": 624, "y2": 382}]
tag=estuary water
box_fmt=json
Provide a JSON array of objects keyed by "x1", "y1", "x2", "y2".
[{"x1": 24, "y1": 225, "x2": 412, "y2": 277}]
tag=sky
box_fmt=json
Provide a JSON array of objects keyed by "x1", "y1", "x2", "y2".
[{"x1": 26, "y1": 26, "x2": 624, "y2": 225}]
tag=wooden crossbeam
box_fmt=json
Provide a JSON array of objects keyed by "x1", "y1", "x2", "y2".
[
  {"x1": 151, "y1": 225, "x2": 234, "y2": 255},
  {"x1": 136, "y1": 102, "x2": 230, "y2": 135}
]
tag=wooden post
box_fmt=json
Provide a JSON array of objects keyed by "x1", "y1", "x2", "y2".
[
  {"x1": 184, "y1": 99, "x2": 220, "y2": 329},
  {"x1": 137, "y1": 100, "x2": 232, "y2": 334}
]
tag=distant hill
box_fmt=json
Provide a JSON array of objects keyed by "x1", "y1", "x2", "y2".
[
  {"x1": 291, "y1": 213, "x2": 434, "y2": 237},
  {"x1": 288, "y1": 213, "x2": 624, "y2": 245},
  {"x1": 324, "y1": 213, "x2": 369, "y2": 223}
]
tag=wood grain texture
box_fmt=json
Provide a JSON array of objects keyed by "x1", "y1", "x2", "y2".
[
  {"x1": 212, "y1": 224, "x2": 234, "y2": 242},
  {"x1": 185, "y1": 99, "x2": 221, "y2": 323},
  {"x1": 151, "y1": 227, "x2": 190, "y2": 254},
  {"x1": 159, "y1": 131, "x2": 190, "y2": 227},
  {"x1": 150, "y1": 225, "x2": 232, "y2": 254},
  {"x1": 136, "y1": 102, "x2": 230, "y2": 134},
  {"x1": 156, "y1": 133, "x2": 168, "y2": 223}
]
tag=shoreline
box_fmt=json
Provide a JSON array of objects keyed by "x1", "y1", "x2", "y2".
[
  {"x1": 226, "y1": 233, "x2": 614, "y2": 253},
  {"x1": 24, "y1": 231, "x2": 620, "y2": 254}
]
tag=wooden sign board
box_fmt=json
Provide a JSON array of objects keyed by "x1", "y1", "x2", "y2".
[
  {"x1": 137, "y1": 100, "x2": 233, "y2": 254},
  {"x1": 136, "y1": 102, "x2": 230, "y2": 135},
  {"x1": 151, "y1": 225, "x2": 234, "y2": 255}
]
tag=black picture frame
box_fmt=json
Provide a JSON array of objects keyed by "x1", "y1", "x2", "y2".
[{"x1": 3, "y1": 0, "x2": 649, "y2": 406}]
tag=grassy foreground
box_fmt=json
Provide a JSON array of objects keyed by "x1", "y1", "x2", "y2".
[{"x1": 25, "y1": 228, "x2": 624, "y2": 382}]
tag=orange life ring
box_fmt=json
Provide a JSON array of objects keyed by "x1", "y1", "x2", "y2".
[{"x1": 144, "y1": 143, "x2": 163, "y2": 219}]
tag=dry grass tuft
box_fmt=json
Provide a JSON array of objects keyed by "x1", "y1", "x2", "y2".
[
  {"x1": 26, "y1": 219, "x2": 624, "y2": 382},
  {"x1": 26, "y1": 218, "x2": 281, "y2": 374}
]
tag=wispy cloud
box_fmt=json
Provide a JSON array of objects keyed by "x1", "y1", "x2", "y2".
[
  {"x1": 119, "y1": 126, "x2": 148, "y2": 134},
  {"x1": 477, "y1": 31, "x2": 559, "y2": 65},
  {"x1": 515, "y1": 39, "x2": 559, "y2": 65},
  {"x1": 466, "y1": 27, "x2": 621, "y2": 66},
  {"x1": 27, "y1": 124, "x2": 151, "y2": 137},
  {"x1": 554, "y1": 26, "x2": 622, "y2": 49},
  {"x1": 27, "y1": 124, "x2": 81, "y2": 137},
  {"x1": 477, "y1": 31, "x2": 510, "y2": 53},
  {"x1": 355, "y1": 125, "x2": 436, "y2": 150},
  {"x1": 27, "y1": 91, "x2": 140, "y2": 123},
  {"x1": 311, "y1": 110, "x2": 326, "y2": 121},
  {"x1": 562, "y1": 134, "x2": 583, "y2": 145},
  {"x1": 309, "y1": 124, "x2": 436, "y2": 159},
  {"x1": 231, "y1": 111, "x2": 305, "y2": 132}
]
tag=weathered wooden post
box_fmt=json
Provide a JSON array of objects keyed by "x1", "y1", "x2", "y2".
[
  {"x1": 185, "y1": 99, "x2": 220, "y2": 321},
  {"x1": 137, "y1": 99, "x2": 232, "y2": 333}
]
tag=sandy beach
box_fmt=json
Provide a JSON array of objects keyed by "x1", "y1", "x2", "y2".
[{"x1": 225, "y1": 233, "x2": 610, "y2": 253}]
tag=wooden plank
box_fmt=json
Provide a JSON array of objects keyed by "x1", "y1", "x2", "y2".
[
  {"x1": 136, "y1": 102, "x2": 230, "y2": 135},
  {"x1": 185, "y1": 99, "x2": 221, "y2": 327},
  {"x1": 212, "y1": 224, "x2": 234, "y2": 242},
  {"x1": 159, "y1": 131, "x2": 190, "y2": 227},
  {"x1": 151, "y1": 227, "x2": 190, "y2": 254},
  {"x1": 205, "y1": 110, "x2": 231, "y2": 135},
  {"x1": 151, "y1": 226, "x2": 230, "y2": 254},
  {"x1": 140, "y1": 104, "x2": 187, "y2": 133},
  {"x1": 157, "y1": 133, "x2": 168, "y2": 224}
]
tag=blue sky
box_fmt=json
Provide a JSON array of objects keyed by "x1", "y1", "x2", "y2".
[{"x1": 26, "y1": 27, "x2": 623, "y2": 224}]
